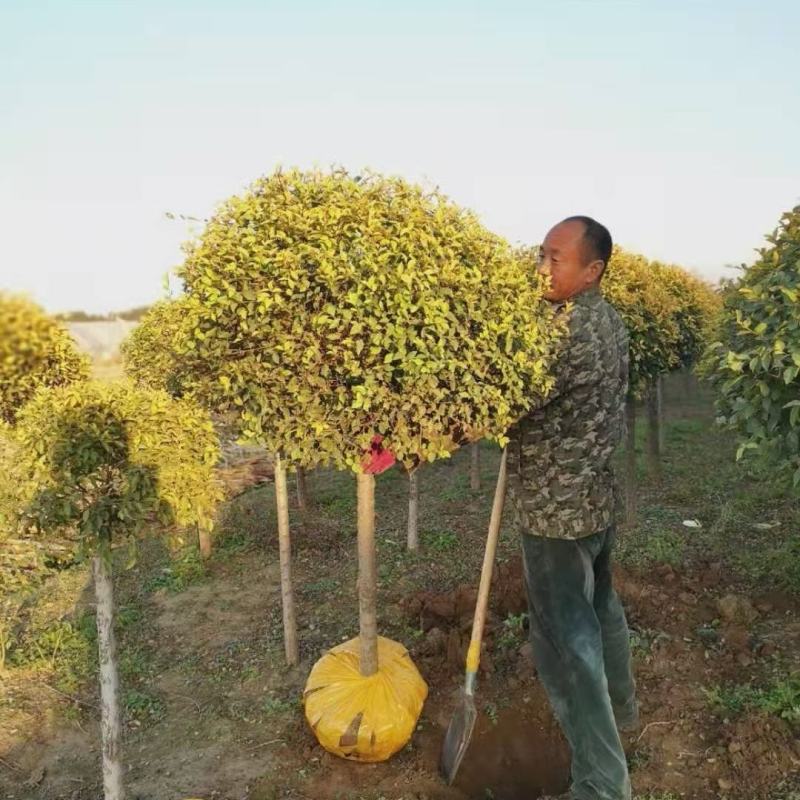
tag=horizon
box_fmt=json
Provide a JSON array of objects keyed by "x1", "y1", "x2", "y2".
[{"x1": 2, "y1": 1, "x2": 798, "y2": 313}]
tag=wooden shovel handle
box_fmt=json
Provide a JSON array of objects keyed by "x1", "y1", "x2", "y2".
[{"x1": 465, "y1": 448, "x2": 508, "y2": 674}]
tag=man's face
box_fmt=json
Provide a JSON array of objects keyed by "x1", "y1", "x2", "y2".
[{"x1": 537, "y1": 220, "x2": 603, "y2": 302}]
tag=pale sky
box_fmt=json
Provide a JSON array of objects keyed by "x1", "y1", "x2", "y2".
[{"x1": 2, "y1": 0, "x2": 798, "y2": 314}]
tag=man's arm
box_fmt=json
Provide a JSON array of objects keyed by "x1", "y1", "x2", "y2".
[
  {"x1": 528, "y1": 304, "x2": 599, "y2": 411},
  {"x1": 506, "y1": 303, "x2": 600, "y2": 443}
]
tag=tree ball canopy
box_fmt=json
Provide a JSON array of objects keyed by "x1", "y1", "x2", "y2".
[
  {"x1": 703, "y1": 205, "x2": 800, "y2": 489},
  {"x1": 652, "y1": 263, "x2": 722, "y2": 370},
  {"x1": 602, "y1": 248, "x2": 682, "y2": 395},
  {"x1": 121, "y1": 297, "x2": 195, "y2": 397},
  {"x1": 0, "y1": 293, "x2": 90, "y2": 423},
  {"x1": 11, "y1": 381, "x2": 222, "y2": 546},
  {"x1": 178, "y1": 168, "x2": 564, "y2": 472}
]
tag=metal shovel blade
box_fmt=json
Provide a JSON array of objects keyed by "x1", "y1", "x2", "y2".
[{"x1": 439, "y1": 689, "x2": 477, "y2": 785}]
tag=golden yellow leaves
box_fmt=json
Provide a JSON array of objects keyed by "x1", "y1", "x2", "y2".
[
  {"x1": 178, "y1": 168, "x2": 564, "y2": 471},
  {"x1": 0, "y1": 293, "x2": 90, "y2": 424}
]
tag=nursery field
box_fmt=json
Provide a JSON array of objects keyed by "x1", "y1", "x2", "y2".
[{"x1": 1, "y1": 374, "x2": 799, "y2": 800}]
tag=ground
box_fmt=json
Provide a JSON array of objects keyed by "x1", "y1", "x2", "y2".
[{"x1": 1, "y1": 376, "x2": 799, "y2": 800}]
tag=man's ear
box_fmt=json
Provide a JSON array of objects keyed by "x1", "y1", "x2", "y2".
[{"x1": 586, "y1": 259, "x2": 604, "y2": 283}]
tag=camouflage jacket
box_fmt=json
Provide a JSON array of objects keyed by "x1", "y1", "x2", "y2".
[{"x1": 507, "y1": 284, "x2": 629, "y2": 539}]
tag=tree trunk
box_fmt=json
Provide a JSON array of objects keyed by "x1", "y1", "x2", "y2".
[
  {"x1": 197, "y1": 525, "x2": 212, "y2": 560},
  {"x1": 274, "y1": 455, "x2": 299, "y2": 666},
  {"x1": 93, "y1": 551, "x2": 125, "y2": 800},
  {"x1": 624, "y1": 397, "x2": 638, "y2": 528},
  {"x1": 646, "y1": 382, "x2": 662, "y2": 481},
  {"x1": 470, "y1": 442, "x2": 480, "y2": 492},
  {"x1": 357, "y1": 473, "x2": 378, "y2": 677},
  {"x1": 295, "y1": 467, "x2": 308, "y2": 512},
  {"x1": 407, "y1": 470, "x2": 419, "y2": 551},
  {"x1": 656, "y1": 375, "x2": 665, "y2": 452}
]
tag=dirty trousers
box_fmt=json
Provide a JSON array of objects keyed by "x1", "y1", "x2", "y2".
[{"x1": 521, "y1": 526, "x2": 636, "y2": 800}]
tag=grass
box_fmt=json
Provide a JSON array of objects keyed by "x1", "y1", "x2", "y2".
[
  {"x1": 261, "y1": 694, "x2": 299, "y2": 717},
  {"x1": 143, "y1": 544, "x2": 207, "y2": 593},
  {"x1": 422, "y1": 528, "x2": 459, "y2": 552},
  {"x1": 634, "y1": 794, "x2": 681, "y2": 800},
  {"x1": 497, "y1": 612, "x2": 527, "y2": 651},
  {"x1": 629, "y1": 626, "x2": 669, "y2": 658},
  {"x1": 616, "y1": 378, "x2": 800, "y2": 592},
  {"x1": 123, "y1": 688, "x2": 165, "y2": 723},
  {"x1": 303, "y1": 577, "x2": 340, "y2": 596},
  {"x1": 704, "y1": 671, "x2": 800, "y2": 725},
  {"x1": 7, "y1": 613, "x2": 96, "y2": 695}
]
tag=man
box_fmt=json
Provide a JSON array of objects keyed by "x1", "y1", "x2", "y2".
[{"x1": 506, "y1": 217, "x2": 637, "y2": 800}]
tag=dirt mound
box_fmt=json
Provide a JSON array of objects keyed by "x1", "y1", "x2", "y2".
[
  {"x1": 725, "y1": 714, "x2": 800, "y2": 789},
  {"x1": 402, "y1": 558, "x2": 527, "y2": 631}
]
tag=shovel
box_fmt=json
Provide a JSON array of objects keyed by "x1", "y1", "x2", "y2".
[{"x1": 439, "y1": 447, "x2": 508, "y2": 785}]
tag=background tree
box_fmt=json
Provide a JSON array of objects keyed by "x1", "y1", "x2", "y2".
[
  {"x1": 122, "y1": 296, "x2": 226, "y2": 557},
  {"x1": 121, "y1": 297, "x2": 194, "y2": 396},
  {"x1": 0, "y1": 293, "x2": 90, "y2": 423},
  {"x1": 10, "y1": 381, "x2": 221, "y2": 800},
  {"x1": 603, "y1": 249, "x2": 682, "y2": 523},
  {"x1": 646, "y1": 263, "x2": 722, "y2": 472},
  {"x1": 703, "y1": 205, "x2": 800, "y2": 491}
]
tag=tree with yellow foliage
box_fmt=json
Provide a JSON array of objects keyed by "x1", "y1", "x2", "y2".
[
  {"x1": 0, "y1": 293, "x2": 90, "y2": 423},
  {"x1": 177, "y1": 167, "x2": 563, "y2": 680}
]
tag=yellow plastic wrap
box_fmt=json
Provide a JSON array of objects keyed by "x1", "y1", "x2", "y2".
[{"x1": 303, "y1": 636, "x2": 428, "y2": 763}]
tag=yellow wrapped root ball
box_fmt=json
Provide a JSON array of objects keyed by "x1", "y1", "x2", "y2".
[{"x1": 304, "y1": 636, "x2": 428, "y2": 762}]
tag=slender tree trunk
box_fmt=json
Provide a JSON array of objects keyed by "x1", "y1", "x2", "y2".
[
  {"x1": 470, "y1": 442, "x2": 481, "y2": 492},
  {"x1": 295, "y1": 467, "x2": 308, "y2": 512},
  {"x1": 646, "y1": 382, "x2": 662, "y2": 481},
  {"x1": 357, "y1": 473, "x2": 378, "y2": 677},
  {"x1": 407, "y1": 469, "x2": 419, "y2": 551},
  {"x1": 624, "y1": 397, "x2": 638, "y2": 528},
  {"x1": 656, "y1": 375, "x2": 665, "y2": 453},
  {"x1": 197, "y1": 525, "x2": 212, "y2": 560},
  {"x1": 93, "y1": 551, "x2": 125, "y2": 800},
  {"x1": 274, "y1": 455, "x2": 299, "y2": 666}
]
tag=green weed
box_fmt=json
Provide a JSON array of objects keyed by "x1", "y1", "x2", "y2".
[
  {"x1": 119, "y1": 647, "x2": 152, "y2": 682},
  {"x1": 497, "y1": 612, "x2": 527, "y2": 650},
  {"x1": 634, "y1": 794, "x2": 681, "y2": 800},
  {"x1": 144, "y1": 546, "x2": 206, "y2": 593},
  {"x1": 262, "y1": 694, "x2": 298, "y2": 716},
  {"x1": 704, "y1": 672, "x2": 800, "y2": 725},
  {"x1": 8, "y1": 615, "x2": 95, "y2": 694},
  {"x1": 440, "y1": 479, "x2": 469, "y2": 502},
  {"x1": 423, "y1": 529, "x2": 458, "y2": 552},
  {"x1": 303, "y1": 577, "x2": 339, "y2": 596},
  {"x1": 629, "y1": 627, "x2": 669, "y2": 657},
  {"x1": 123, "y1": 688, "x2": 165, "y2": 723}
]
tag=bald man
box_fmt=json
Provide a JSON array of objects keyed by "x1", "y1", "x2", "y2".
[{"x1": 508, "y1": 217, "x2": 638, "y2": 800}]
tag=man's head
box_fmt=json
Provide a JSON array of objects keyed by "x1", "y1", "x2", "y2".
[{"x1": 538, "y1": 216, "x2": 613, "y2": 302}]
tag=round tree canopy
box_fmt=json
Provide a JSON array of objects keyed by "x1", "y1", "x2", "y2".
[
  {"x1": 179, "y1": 168, "x2": 563, "y2": 471},
  {"x1": 653, "y1": 263, "x2": 721, "y2": 370},
  {"x1": 0, "y1": 293, "x2": 90, "y2": 423},
  {"x1": 11, "y1": 381, "x2": 222, "y2": 547},
  {"x1": 603, "y1": 248, "x2": 682, "y2": 394},
  {"x1": 121, "y1": 297, "x2": 195, "y2": 396}
]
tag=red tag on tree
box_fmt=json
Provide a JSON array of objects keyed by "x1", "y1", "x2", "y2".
[{"x1": 362, "y1": 435, "x2": 396, "y2": 474}]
